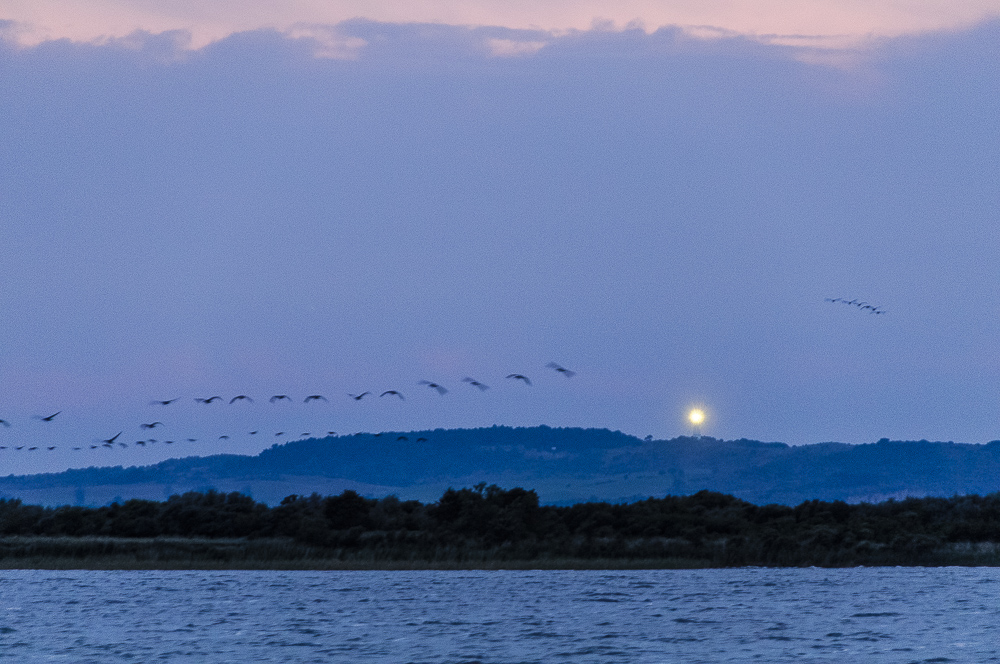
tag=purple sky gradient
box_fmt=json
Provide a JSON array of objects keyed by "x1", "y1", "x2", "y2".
[{"x1": 2, "y1": 20, "x2": 1000, "y2": 474}]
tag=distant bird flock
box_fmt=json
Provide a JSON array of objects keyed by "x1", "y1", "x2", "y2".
[
  {"x1": 0, "y1": 362, "x2": 578, "y2": 456},
  {"x1": 825, "y1": 298, "x2": 886, "y2": 315},
  {"x1": 0, "y1": 298, "x2": 885, "y2": 459}
]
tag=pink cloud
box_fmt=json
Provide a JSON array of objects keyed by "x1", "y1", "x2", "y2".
[{"x1": 3, "y1": 0, "x2": 1000, "y2": 49}]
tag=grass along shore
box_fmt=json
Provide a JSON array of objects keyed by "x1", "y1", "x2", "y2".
[
  {"x1": 0, "y1": 536, "x2": 714, "y2": 570},
  {"x1": 0, "y1": 536, "x2": 1000, "y2": 570}
]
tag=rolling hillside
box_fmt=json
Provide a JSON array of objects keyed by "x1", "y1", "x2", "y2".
[{"x1": 0, "y1": 426, "x2": 998, "y2": 506}]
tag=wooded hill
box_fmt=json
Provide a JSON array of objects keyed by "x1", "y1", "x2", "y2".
[{"x1": 1, "y1": 426, "x2": 999, "y2": 506}]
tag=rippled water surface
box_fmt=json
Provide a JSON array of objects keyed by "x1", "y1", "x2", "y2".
[{"x1": 0, "y1": 567, "x2": 997, "y2": 662}]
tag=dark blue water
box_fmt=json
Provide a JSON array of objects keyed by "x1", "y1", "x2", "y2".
[{"x1": 0, "y1": 567, "x2": 996, "y2": 662}]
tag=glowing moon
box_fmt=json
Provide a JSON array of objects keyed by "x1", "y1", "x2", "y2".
[{"x1": 688, "y1": 409, "x2": 705, "y2": 426}]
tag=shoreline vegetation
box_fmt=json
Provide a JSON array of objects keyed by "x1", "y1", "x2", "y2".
[{"x1": 2, "y1": 485, "x2": 1000, "y2": 569}]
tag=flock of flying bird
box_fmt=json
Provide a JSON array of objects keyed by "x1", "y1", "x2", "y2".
[
  {"x1": 824, "y1": 297, "x2": 887, "y2": 315},
  {"x1": 0, "y1": 363, "x2": 578, "y2": 455},
  {"x1": 0, "y1": 296, "x2": 880, "y2": 458}
]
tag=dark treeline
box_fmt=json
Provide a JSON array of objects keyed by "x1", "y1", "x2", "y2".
[{"x1": 4, "y1": 485, "x2": 1000, "y2": 566}]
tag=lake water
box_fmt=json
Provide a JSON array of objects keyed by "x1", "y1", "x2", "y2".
[{"x1": 0, "y1": 567, "x2": 996, "y2": 662}]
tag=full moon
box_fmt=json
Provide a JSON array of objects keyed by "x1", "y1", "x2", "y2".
[{"x1": 688, "y1": 409, "x2": 705, "y2": 426}]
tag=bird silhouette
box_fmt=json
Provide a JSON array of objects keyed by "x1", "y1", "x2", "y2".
[
  {"x1": 380, "y1": 390, "x2": 404, "y2": 399},
  {"x1": 275, "y1": 432, "x2": 285, "y2": 437},
  {"x1": 546, "y1": 362, "x2": 576, "y2": 378},
  {"x1": 416, "y1": 437, "x2": 428, "y2": 442},
  {"x1": 418, "y1": 381, "x2": 448, "y2": 395},
  {"x1": 0, "y1": 419, "x2": 10, "y2": 427},
  {"x1": 304, "y1": 395, "x2": 328, "y2": 403},
  {"x1": 506, "y1": 374, "x2": 532, "y2": 386},
  {"x1": 462, "y1": 377, "x2": 490, "y2": 391},
  {"x1": 140, "y1": 422, "x2": 163, "y2": 430},
  {"x1": 397, "y1": 435, "x2": 409, "y2": 441},
  {"x1": 135, "y1": 440, "x2": 147, "y2": 446},
  {"x1": 229, "y1": 395, "x2": 254, "y2": 404},
  {"x1": 327, "y1": 431, "x2": 336, "y2": 436},
  {"x1": 219, "y1": 435, "x2": 230, "y2": 440},
  {"x1": 269, "y1": 395, "x2": 292, "y2": 403},
  {"x1": 196, "y1": 396, "x2": 222, "y2": 404},
  {"x1": 34, "y1": 411, "x2": 61, "y2": 422},
  {"x1": 348, "y1": 392, "x2": 371, "y2": 401},
  {"x1": 150, "y1": 398, "x2": 180, "y2": 406},
  {"x1": 827, "y1": 297, "x2": 886, "y2": 315},
  {"x1": 102, "y1": 432, "x2": 122, "y2": 445},
  {"x1": 249, "y1": 431, "x2": 258, "y2": 435}
]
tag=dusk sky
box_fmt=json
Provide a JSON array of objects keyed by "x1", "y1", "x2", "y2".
[{"x1": 3, "y1": 2, "x2": 1000, "y2": 475}]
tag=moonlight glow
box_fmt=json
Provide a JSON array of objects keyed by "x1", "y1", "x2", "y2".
[{"x1": 688, "y1": 409, "x2": 705, "y2": 426}]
